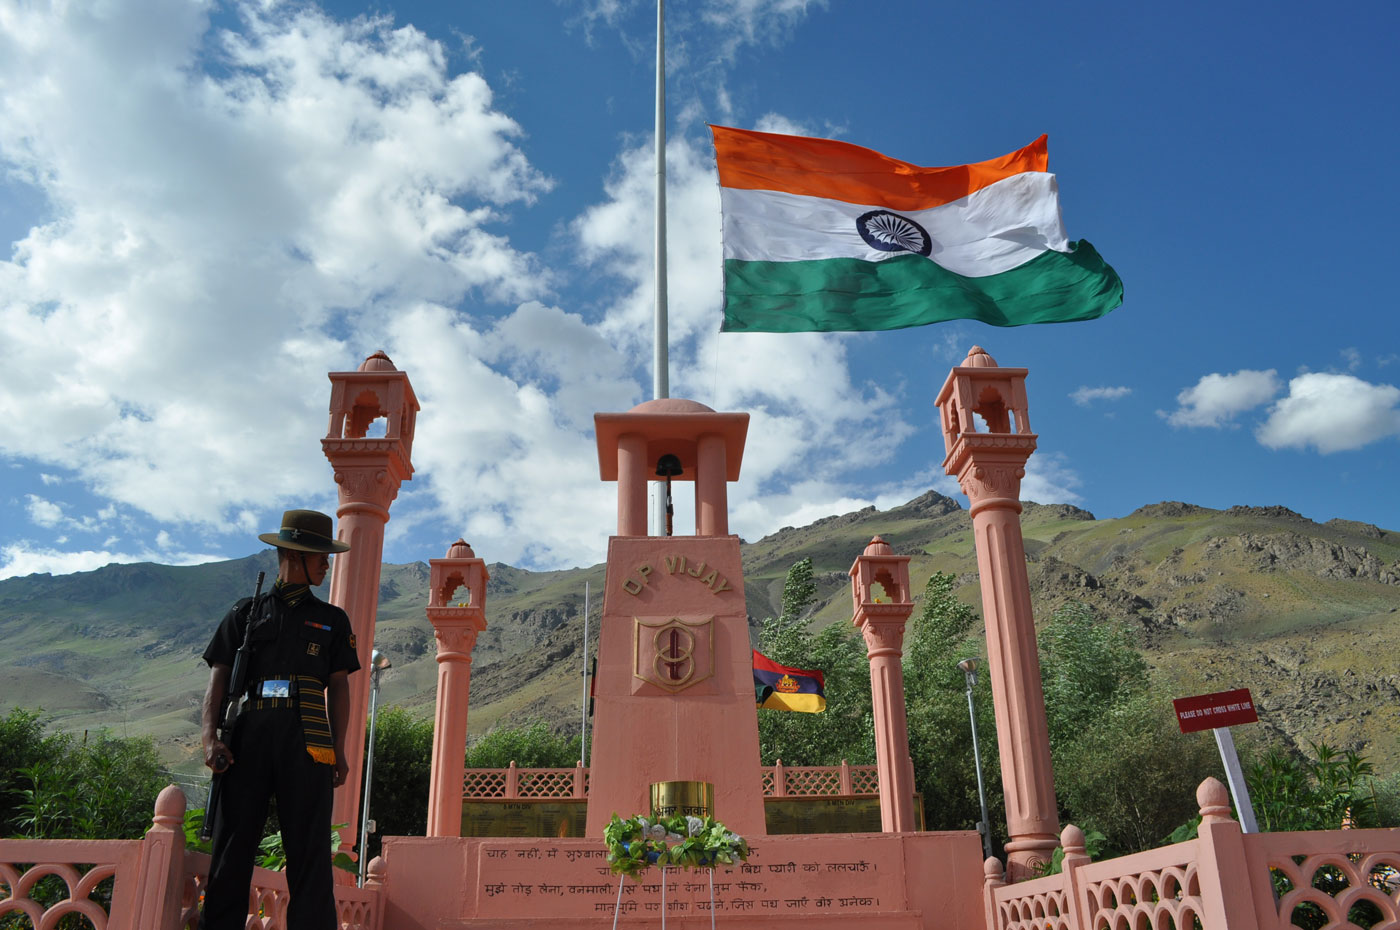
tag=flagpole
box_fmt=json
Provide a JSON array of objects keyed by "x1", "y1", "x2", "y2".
[
  {"x1": 651, "y1": 0, "x2": 669, "y2": 535},
  {"x1": 654, "y1": 0, "x2": 668, "y2": 402}
]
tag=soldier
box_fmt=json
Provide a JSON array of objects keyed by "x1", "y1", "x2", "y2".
[{"x1": 199, "y1": 509, "x2": 360, "y2": 930}]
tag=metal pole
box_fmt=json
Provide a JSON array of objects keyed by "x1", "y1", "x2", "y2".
[
  {"x1": 964, "y1": 673, "x2": 994, "y2": 861},
  {"x1": 650, "y1": 0, "x2": 669, "y2": 536},
  {"x1": 1213, "y1": 726, "x2": 1259, "y2": 833},
  {"x1": 581, "y1": 581, "x2": 590, "y2": 765},
  {"x1": 654, "y1": 0, "x2": 668, "y2": 402},
  {"x1": 358, "y1": 662, "x2": 382, "y2": 886}
]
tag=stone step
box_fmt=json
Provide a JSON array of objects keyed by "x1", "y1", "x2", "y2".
[{"x1": 439, "y1": 911, "x2": 927, "y2": 930}]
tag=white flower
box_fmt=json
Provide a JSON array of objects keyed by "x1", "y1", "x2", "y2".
[
  {"x1": 666, "y1": 832, "x2": 684, "y2": 843},
  {"x1": 725, "y1": 832, "x2": 742, "y2": 845},
  {"x1": 637, "y1": 816, "x2": 650, "y2": 831},
  {"x1": 685, "y1": 816, "x2": 704, "y2": 837},
  {"x1": 648, "y1": 824, "x2": 667, "y2": 841}
]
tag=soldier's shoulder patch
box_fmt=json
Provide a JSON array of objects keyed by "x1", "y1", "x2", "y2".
[{"x1": 349, "y1": 633, "x2": 357, "y2": 649}]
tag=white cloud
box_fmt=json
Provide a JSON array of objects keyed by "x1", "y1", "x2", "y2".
[
  {"x1": 1019, "y1": 452, "x2": 1084, "y2": 507},
  {"x1": 1255, "y1": 373, "x2": 1400, "y2": 454},
  {"x1": 0, "y1": 1, "x2": 941, "y2": 574},
  {"x1": 23, "y1": 493, "x2": 106, "y2": 533},
  {"x1": 1340, "y1": 347, "x2": 1362, "y2": 372},
  {"x1": 1161, "y1": 369, "x2": 1281, "y2": 428},
  {"x1": 24, "y1": 494, "x2": 64, "y2": 528},
  {"x1": 1070, "y1": 385, "x2": 1132, "y2": 407},
  {"x1": 700, "y1": 0, "x2": 828, "y2": 60},
  {"x1": 0, "y1": 542, "x2": 224, "y2": 581},
  {"x1": 0, "y1": 1, "x2": 549, "y2": 532}
]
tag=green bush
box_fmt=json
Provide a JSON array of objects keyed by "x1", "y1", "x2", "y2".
[
  {"x1": 1, "y1": 710, "x2": 164, "y2": 841},
  {"x1": 464, "y1": 720, "x2": 580, "y2": 768}
]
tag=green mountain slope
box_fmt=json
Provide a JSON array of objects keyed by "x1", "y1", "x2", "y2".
[{"x1": 1, "y1": 493, "x2": 1396, "y2": 776}]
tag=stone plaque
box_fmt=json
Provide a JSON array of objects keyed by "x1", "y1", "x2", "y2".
[{"x1": 461, "y1": 800, "x2": 588, "y2": 838}]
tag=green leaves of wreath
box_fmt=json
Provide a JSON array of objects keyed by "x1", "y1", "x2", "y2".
[{"x1": 604, "y1": 813, "x2": 750, "y2": 877}]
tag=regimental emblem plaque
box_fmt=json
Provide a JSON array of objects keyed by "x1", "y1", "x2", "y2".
[{"x1": 633, "y1": 616, "x2": 715, "y2": 694}]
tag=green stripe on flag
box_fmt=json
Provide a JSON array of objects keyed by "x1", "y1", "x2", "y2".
[{"x1": 721, "y1": 240, "x2": 1123, "y2": 333}]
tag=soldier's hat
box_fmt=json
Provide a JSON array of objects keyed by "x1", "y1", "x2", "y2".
[{"x1": 258, "y1": 509, "x2": 351, "y2": 553}]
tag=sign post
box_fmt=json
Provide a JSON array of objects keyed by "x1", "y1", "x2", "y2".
[{"x1": 1173, "y1": 687, "x2": 1260, "y2": 833}]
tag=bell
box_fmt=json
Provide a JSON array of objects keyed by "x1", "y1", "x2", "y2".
[
  {"x1": 655, "y1": 454, "x2": 683, "y2": 536},
  {"x1": 654, "y1": 453, "x2": 683, "y2": 478}
]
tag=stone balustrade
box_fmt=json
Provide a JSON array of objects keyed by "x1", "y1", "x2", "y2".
[
  {"x1": 0, "y1": 785, "x2": 382, "y2": 930},
  {"x1": 985, "y1": 777, "x2": 1400, "y2": 930},
  {"x1": 461, "y1": 762, "x2": 880, "y2": 800},
  {"x1": 7, "y1": 773, "x2": 1398, "y2": 930}
]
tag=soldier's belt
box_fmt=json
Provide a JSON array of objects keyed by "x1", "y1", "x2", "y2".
[{"x1": 250, "y1": 677, "x2": 297, "y2": 699}]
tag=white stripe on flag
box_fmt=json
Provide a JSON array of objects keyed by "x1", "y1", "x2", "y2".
[{"x1": 721, "y1": 171, "x2": 1070, "y2": 278}]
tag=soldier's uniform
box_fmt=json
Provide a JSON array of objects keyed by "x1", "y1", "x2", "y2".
[{"x1": 199, "y1": 514, "x2": 359, "y2": 930}]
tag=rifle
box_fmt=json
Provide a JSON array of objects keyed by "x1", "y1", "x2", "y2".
[{"x1": 202, "y1": 570, "x2": 265, "y2": 840}]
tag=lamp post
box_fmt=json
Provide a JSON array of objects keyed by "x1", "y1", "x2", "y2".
[
  {"x1": 959, "y1": 657, "x2": 994, "y2": 861},
  {"x1": 358, "y1": 648, "x2": 392, "y2": 886}
]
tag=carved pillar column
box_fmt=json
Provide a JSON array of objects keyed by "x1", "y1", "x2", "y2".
[
  {"x1": 322, "y1": 350, "x2": 418, "y2": 846},
  {"x1": 936, "y1": 345, "x2": 1059, "y2": 880},
  {"x1": 617, "y1": 433, "x2": 648, "y2": 537},
  {"x1": 695, "y1": 432, "x2": 728, "y2": 536},
  {"x1": 850, "y1": 536, "x2": 917, "y2": 833},
  {"x1": 425, "y1": 540, "x2": 488, "y2": 837}
]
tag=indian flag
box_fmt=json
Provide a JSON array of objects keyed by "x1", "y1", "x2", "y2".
[{"x1": 712, "y1": 126, "x2": 1123, "y2": 333}]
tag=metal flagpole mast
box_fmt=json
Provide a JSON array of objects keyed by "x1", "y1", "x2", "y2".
[
  {"x1": 654, "y1": 0, "x2": 668, "y2": 402},
  {"x1": 651, "y1": 0, "x2": 669, "y2": 535}
]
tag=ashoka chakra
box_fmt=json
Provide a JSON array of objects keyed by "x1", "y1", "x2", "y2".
[{"x1": 856, "y1": 210, "x2": 932, "y2": 256}]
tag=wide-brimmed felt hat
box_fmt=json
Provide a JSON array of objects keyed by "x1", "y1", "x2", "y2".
[{"x1": 258, "y1": 509, "x2": 351, "y2": 553}]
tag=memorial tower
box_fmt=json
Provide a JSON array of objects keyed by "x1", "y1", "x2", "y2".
[{"x1": 585, "y1": 398, "x2": 765, "y2": 836}]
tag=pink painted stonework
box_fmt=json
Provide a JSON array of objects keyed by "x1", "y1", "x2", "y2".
[
  {"x1": 586, "y1": 533, "x2": 765, "y2": 838},
  {"x1": 587, "y1": 400, "x2": 763, "y2": 837},
  {"x1": 936, "y1": 346, "x2": 1060, "y2": 880},
  {"x1": 382, "y1": 832, "x2": 984, "y2": 930},
  {"x1": 425, "y1": 539, "x2": 489, "y2": 837},
  {"x1": 323, "y1": 350, "x2": 419, "y2": 848}
]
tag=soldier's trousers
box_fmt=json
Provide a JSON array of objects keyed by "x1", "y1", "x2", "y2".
[{"x1": 200, "y1": 707, "x2": 337, "y2": 930}]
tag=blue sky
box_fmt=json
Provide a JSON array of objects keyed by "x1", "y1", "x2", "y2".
[{"x1": 1, "y1": 0, "x2": 1397, "y2": 579}]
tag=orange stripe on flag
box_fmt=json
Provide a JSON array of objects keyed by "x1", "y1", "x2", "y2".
[{"x1": 712, "y1": 126, "x2": 1049, "y2": 212}]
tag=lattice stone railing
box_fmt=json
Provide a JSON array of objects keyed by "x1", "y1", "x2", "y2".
[
  {"x1": 0, "y1": 786, "x2": 382, "y2": 930},
  {"x1": 463, "y1": 763, "x2": 590, "y2": 799},
  {"x1": 1077, "y1": 844, "x2": 1204, "y2": 930},
  {"x1": 0, "y1": 849, "x2": 137, "y2": 929},
  {"x1": 1245, "y1": 828, "x2": 1400, "y2": 930},
  {"x1": 987, "y1": 868, "x2": 1073, "y2": 930},
  {"x1": 987, "y1": 778, "x2": 1400, "y2": 930},
  {"x1": 988, "y1": 822, "x2": 1211, "y2": 930},
  {"x1": 464, "y1": 761, "x2": 878, "y2": 799}
]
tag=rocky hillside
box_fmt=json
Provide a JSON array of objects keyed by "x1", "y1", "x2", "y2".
[{"x1": 1, "y1": 492, "x2": 1396, "y2": 775}]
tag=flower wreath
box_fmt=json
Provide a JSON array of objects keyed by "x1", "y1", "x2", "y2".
[{"x1": 603, "y1": 813, "x2": 750, "y2": 877}]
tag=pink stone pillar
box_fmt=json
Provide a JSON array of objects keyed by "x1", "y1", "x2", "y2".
[
  {"x1": 322, "y1": 350, "x2": 418, "y2": 848},
  {"x1": 695, "y1": 432, "x2": 728, "y2": 536},
  {"x1": 424, "y1": 540, "x2": 488, "y2": 837},
  {"x1": 850, "y1": 536, "x2": 917, "y2": 833},
  {"x1": 134, "y1": 785, "x2": 187, "y2": 930},
  {"x1": 936, "y1": 346, "x2": 1059, "y2": 879},
  {"x1": 617, "y1": 432, "x2": 648, "y2": 537}
]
